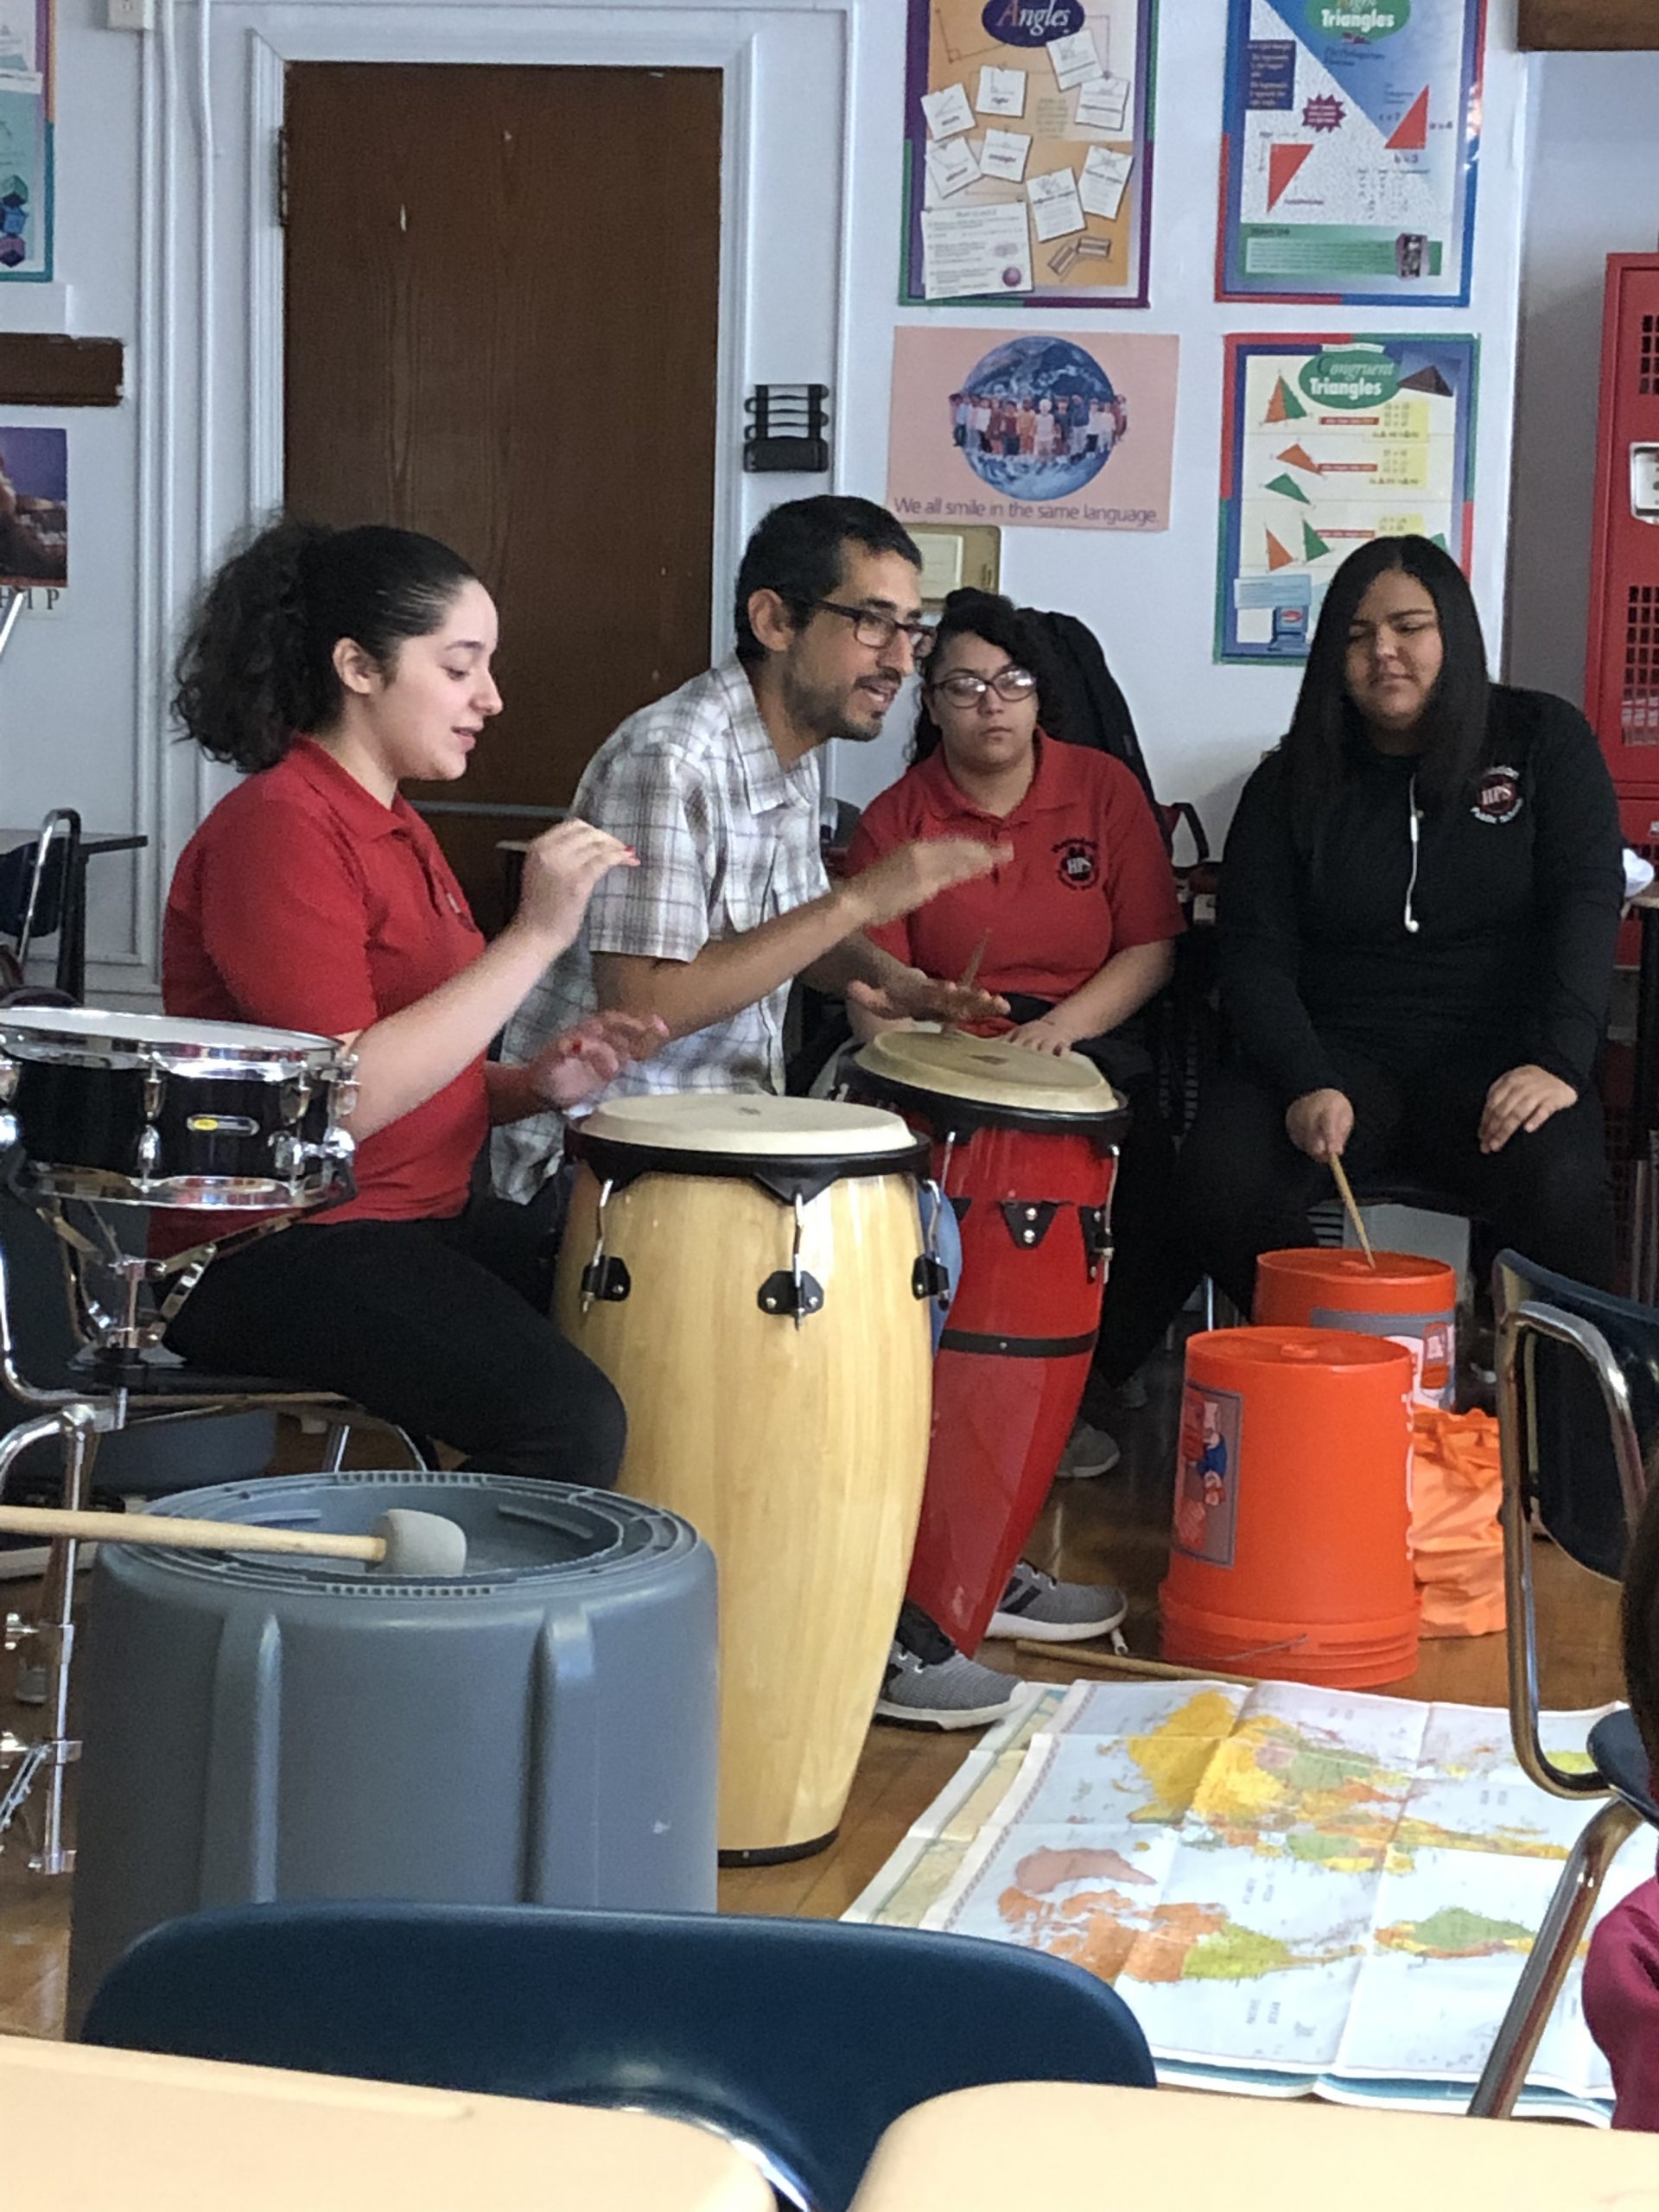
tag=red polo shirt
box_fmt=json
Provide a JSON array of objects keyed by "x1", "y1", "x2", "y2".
[
  {"x1": 162, "y1": 738, "x2": 489, "y2": 1230},
  {"x1": 845, "y1": 735, "x2": 1183, "y2": 999}
]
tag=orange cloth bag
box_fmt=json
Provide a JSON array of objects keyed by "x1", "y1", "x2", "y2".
[{"x1": 1410, "y1": 1406, "x2": 1505, "y2": 1637}]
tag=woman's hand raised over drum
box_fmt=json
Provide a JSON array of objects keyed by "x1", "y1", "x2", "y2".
[
  {"x1": 524, "y1": 1010, "x2": 668, "y2": 1110},
  {"x1": 512, "y1": 819, "x2": 639, "y2": 955}
]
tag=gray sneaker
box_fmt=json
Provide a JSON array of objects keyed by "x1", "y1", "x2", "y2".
[
  {"x1": 985, "y1": 1560, "x2": 1128, "y2": 1643},
  {"x1": 874, "y1": 1621, "x2": 1020, "y2": 1732},
  {"x1": 1053, "y1": 1419, "x2": 1121, "y2": 1479}
]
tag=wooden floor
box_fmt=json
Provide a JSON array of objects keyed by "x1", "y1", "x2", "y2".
[{"x1": 0, "y1": 1350, "x2": 1625, "y2": 2041}]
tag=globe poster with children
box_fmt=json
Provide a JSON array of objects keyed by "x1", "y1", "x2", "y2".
[{"x1": 887, "y1": 325, "x2": 1177, "y2": 534}]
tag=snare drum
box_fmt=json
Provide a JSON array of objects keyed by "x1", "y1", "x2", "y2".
[
  {"x1": 0, "y1": 1007, "x2": 356, "y2": 1209},
  {"x1": 849, "y1": 1031, "x2": 1129, "y2": 1652},
  {"x1": 554, "y1": 1092, "x2": 935, "y2": 1863}
]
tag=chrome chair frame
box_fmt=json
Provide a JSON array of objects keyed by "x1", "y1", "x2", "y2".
[
  {"x1": 0, "y1": 1207, "x2": 426, "y2": 1878},
  {"x1": 1468, "y1": 1291, "x2": 1653, "y2": 2118}
]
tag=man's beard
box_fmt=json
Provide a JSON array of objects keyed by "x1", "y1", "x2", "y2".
[{"x1": 781, "y1": 663, "x2": 893, "y2": 747}]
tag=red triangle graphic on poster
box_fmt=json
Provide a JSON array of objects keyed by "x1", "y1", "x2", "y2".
[
  {"x1": 1266, "y1": 530, "x2": 1294, "y2": 571},
  {"x1": 1386, "y1": 88, "x2": 1428, "y2": 150},
  {"x1": 1267, "y1": 141, "x2": 1313, "y2": 210},
  {"x1": 1277, "y1": 443, "x2": 1320, "y2": 474}
]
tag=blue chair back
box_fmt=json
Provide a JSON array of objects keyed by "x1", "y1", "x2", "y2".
[
  {"x1": 1492, "y1": 1249, "x2": 1659, "y2": 1581},
  {"x1": 80, "y1": 1902, "x2": 1154, "y2": 2212}
]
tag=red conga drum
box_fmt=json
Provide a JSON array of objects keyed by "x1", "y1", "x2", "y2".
[{"x1": 849, "y1": 1031, "x2": 1129, "y2": 1650}]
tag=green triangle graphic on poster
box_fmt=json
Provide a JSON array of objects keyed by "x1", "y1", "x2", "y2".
[
  {"x1": 1264, "y1": 472, "x2": 1311, "y2": 504},
  {"x1": 1266, "y1": 376, "x2": 1307, "y2": 423},
  {"x1": 1430, "y1": 532, "x2": 1449, "y2": 551},
  {"x1": 1301, "y1": 520, "x2": 1332, "y2": 561}
]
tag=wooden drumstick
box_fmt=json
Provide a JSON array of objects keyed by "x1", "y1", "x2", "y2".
[
  {"x1": 1329, "y1": 1154, "x2": 1376, "y2": 1268},
  {"x1": 945, "y1": 931, "x2": 993, "y2": 1032},
  {"x1": 957, "y1": 931, "x2": 991, "y2": 994},
  {"x1": 1014, "y1": 1641, "x2": 1261, "y2": 1688},
  {"x1": 0, "y1": 1503, "x2": 467, "y2": 1574}
]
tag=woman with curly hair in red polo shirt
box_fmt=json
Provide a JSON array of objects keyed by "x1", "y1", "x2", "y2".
[
  {"x1": 846, "y1": 588, "x2": 1185, "y2": 1477},
  {"x1": 160, "y1": 515, "x2": 664, "y2": 1483}
]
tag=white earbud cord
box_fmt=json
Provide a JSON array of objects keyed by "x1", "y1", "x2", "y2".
[{"x1": 1403, "y1": 772, "x2": 1421, "y2": 934}]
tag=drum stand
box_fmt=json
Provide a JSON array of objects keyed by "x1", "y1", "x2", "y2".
[{"x1": 0, "y1": 1193, "x2": 414, "y2": 1874}]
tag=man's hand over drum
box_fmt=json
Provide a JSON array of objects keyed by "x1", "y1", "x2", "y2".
[{"x1": 842, "y1": 834, "x2": 1013, "y2": 1027}]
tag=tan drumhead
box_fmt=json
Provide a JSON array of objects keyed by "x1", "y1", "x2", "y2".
[
  {"x1": 577, "y1": 1090, "x2": 920, "y2": 1158},
  {"x1": 853, "y1": 1028, "x2": 1119, "y2": 1116}
]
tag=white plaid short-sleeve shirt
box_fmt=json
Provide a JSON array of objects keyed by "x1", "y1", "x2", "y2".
[{"x1": 491, "y1": 656, "x2": 829, "y2": 1200}]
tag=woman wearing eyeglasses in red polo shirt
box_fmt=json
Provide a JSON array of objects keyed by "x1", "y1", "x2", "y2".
[
  {"x1": 159, "y1": 515, "x2": 664, "y2": 1483},
  {"x1": 845, "y1": 588, "x2": 1185, "y2": 1477}
]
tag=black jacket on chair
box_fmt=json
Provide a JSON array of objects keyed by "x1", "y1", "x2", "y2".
[{"x1": 1018, "y1": 607, "x2": 1161, "y2": 823}]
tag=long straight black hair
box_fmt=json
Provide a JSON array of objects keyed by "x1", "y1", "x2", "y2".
[{"x1": 1281, "y1": 535, "x2": 1491, "y2": 854}]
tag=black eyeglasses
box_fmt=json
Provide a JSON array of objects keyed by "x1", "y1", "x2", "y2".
[
  {"x1": 928, "y1": 666, "x2": 1039, "y2": 709},
  {"x1": 808, "y1": 600, "x2": 937, "y2": 660}
]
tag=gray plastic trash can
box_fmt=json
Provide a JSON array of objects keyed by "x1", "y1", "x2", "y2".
[{"x1": 67, "y1": 1470, "x2": 718, "y2": 2028}]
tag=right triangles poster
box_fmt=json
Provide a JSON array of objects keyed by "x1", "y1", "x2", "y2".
[{"x1": 1217, "y1": 0, "x2": 1484, "y2": 307}]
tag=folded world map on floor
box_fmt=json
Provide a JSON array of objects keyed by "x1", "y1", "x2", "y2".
[{"x1": 846, "y1": 1679, "x2": 1649, "y2": 2123}]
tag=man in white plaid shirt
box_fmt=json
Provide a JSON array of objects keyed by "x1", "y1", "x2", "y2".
[
  {"x1": 493, "y1": 497, "x2": 1005, "y2": 1199},
  {"x1": 494, "y1": 495, "x2": 1118, "y2": 1726}
]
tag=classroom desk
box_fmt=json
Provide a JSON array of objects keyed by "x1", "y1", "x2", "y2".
[
  {"x1": 848, "y1": 2081, "x2": 1659, "y2": 2211},
  {"x1": 0, "y1": 2031, "x2": 772, "y2": 2212}
]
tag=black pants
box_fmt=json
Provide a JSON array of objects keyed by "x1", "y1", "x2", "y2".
[
  {"x1": 164, "y1": 1192, "x2": 626, "y2": 1484},
  {"x1": 1176, "y1": 1047, "x2": 1617, "y2": 1313}
]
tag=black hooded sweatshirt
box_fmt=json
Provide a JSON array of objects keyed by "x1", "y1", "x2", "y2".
[{"x1": 1218, "y1": 686, "x2": 1624, "y2": 1106}]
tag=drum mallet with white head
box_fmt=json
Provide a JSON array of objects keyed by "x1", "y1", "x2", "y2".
[{"x1": 0, "y1": 1503, "x2": 468, "y2": 1575}]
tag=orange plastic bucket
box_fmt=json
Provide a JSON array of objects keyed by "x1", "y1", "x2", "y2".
[
  {"x1": 1160, "y1": 1326, "x2": 1419, "y2": 1688},
  {"x1": 1255, "y1": 1247, "x2": 1458, "y2": 1408}
]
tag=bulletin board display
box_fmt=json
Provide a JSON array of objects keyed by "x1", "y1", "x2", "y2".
[
  {"x1": 902, "y1": 0, "x2": 1157, "y2": 309},
  {"x1": 0, "y1": 0, "x2": 53, "y2": 282}
]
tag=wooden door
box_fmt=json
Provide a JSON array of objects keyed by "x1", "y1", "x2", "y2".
[{"x1": 283, "y1": 63, "x2": 722, "y2": 931}]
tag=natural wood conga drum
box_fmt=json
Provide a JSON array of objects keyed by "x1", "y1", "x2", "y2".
[{"x1": 555, "y1": 1093, "x2": 935, "y2": 1862}]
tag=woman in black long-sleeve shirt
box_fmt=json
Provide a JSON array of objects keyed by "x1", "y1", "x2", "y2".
[{"x1": 1179, "y1": 534, "x2": 1623, "y2": 1304}]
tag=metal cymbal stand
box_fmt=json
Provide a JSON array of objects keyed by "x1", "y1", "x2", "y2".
[{"x1": 0, "y1": 1398, "x2": 105, "y2": 1872}]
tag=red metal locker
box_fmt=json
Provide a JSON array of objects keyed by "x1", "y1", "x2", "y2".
[{"x1": 1587, "y1": 254, "x2": 1659, "y2": 797}]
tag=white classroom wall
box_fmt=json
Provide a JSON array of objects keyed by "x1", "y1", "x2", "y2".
[
  {"x1": 0, "y1": 0, "x2": 1643, "y2": 996},
  {"x1": 827, "y1": 1, "x2": 1529, "y2": 824}
]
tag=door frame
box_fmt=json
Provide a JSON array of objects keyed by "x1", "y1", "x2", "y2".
[{"x1": 135, "y1": 1, "x2": 855, "y2": 993}]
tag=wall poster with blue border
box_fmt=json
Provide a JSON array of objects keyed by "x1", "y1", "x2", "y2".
[
  {"x1": 902, "y1": 0, "x2": 1157, "y2": 309},
  {"x1": 1216, "y1": 333, "x2": 1478, "y2": 664},
  {"x1": 0, "y1": 0, "x2": 53, "y2": 282},
  {"x1": 1217, "y1": 0, "x2": 1484, "y2": 308}
]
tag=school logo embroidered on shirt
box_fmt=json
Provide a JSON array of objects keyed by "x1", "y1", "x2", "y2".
[
  {"x1": 1471, "y1": 766, "x2": 1522, "y2": 825},
  {"x1": 1053, "y1": 836, "x2": 1100, "y2": 890}
]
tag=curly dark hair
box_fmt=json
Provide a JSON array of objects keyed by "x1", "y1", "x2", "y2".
[
  {"x1": 173, "y1": 516, "x2": 479, "y2": 772},
  {"x1": 911, "y1": 588, "x2": 1058, "y2": 763}
]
